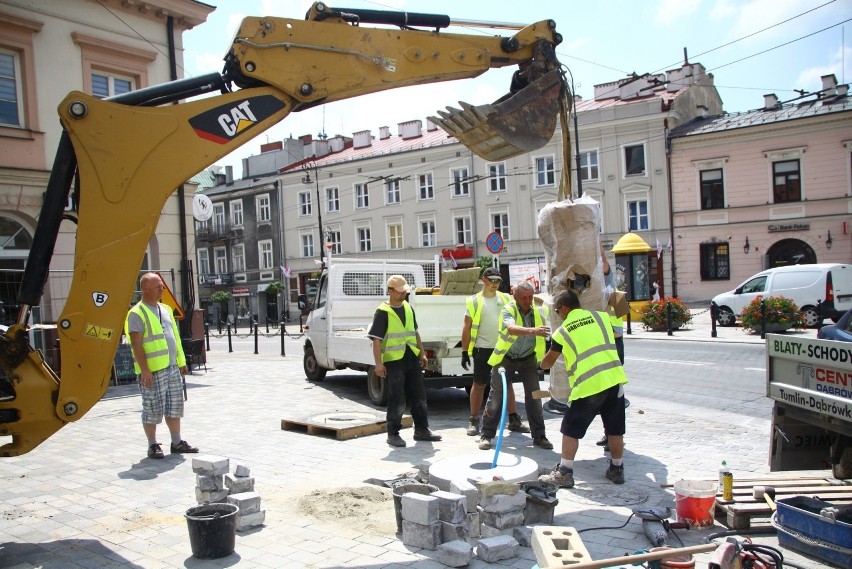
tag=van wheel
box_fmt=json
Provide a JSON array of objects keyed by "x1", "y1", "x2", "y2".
[
  {"x1": 801, "y1": 306, "x2": 821, "y2": 328},
  {"x1": 367, "y1": 366, "x2": 388, "y2": 406},
  {"x1": 716, "y1": 306, "x2": 736, "y2": 327},
  {"x1": 831, "y1": 435, "x2": 851, "y2": 480},
  {"x1": 303, "y1": 346, "x2": 327, "y2": 382}
]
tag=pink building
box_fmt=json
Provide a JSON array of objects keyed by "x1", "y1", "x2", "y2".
[{"x1": 668, "y1": 74, "x2": 852, "y2": 302}]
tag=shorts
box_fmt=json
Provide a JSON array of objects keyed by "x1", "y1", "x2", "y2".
[
  {"x1": 471, "y1": 347, "x2": 494, "y2": 385},
  {"x1": 139, "y1": 365, "x2": 184, "y2": 423},
  {"x1": 559, "y1": 384, "x2": 625, "y2": 439}
]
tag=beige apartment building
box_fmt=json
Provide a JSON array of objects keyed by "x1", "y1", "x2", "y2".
[
  {"x1": 669, "y1": 75, "x2": 852, "y2": 303},
  {"x1": 0, "y1": 0, "x2": 212, "y2": 323}
]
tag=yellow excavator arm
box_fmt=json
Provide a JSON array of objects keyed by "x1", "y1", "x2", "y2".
[{"x1": 0, "y1": 2, "x2": 565, "y2": 456}]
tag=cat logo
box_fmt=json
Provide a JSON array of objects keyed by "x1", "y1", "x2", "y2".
[{"x1": 190, "y1": 95, "x2": 286, "y2": 145}]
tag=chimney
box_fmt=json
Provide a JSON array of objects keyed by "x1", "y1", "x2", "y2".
[
  {"x1": 425, "y1": 118, "x2": 438, "y2": 131},
  {"x1": 837, "y1": 84, "x2": 849, "y2": 97},
  {"x1": 225, "y1": 165, "x2": 233, "y2": 184},
  {"x1": 329, "y1": 135, "x2": 345, "y2": 152},
  {"x1": 379, "y1": 126, "x2": 390, "y2": 140},
  {"x1": 696, "y1": 104, "x2": 708, "y2": 118},
  {"x1": 260, "y1": 140, "x2": 283, "y2": 153},
  {"x1": 763, "y1": 93, "x2": 778, "y2": 110},
  {"x1": 353, "y1": 129, "x2": 372, "y2": 148},
  {"x1": 399, "y1": 119, "x2": 422, "y2": 140},
  {"x1": 821, "y1": 74, "x2": 838, "y2": 96},
  {"x1": 299, "y1": 134, "x2": 313, "y2": 144}
]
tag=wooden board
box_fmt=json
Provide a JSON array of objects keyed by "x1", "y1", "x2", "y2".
[{"x1": 281, "y1": 412, "x2": 413, "y2": 441}]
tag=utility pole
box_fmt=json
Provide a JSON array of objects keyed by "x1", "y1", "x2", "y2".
[
  {"x1": 565, "y1": 66, "x2": 583, "y2": 198},
  {"x1": 302, "y1": 161, "x2": 324, "y2": 268}
]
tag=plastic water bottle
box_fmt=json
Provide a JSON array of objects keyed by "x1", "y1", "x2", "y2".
[{"x1": 718, "y1": 460, "x2": 727, "y2": 493}]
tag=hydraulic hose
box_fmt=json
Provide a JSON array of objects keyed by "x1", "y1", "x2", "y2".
[{"x1": 491, "y1": 368, "x2": 508, "y2": 468}]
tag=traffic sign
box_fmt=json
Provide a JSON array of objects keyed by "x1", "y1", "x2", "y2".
[{"x1": 486, "y1": 232, "x2": 504, "y2": 254}]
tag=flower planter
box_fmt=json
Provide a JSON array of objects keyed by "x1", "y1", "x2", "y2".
[
  {"x1": 647, "y1": 322, "x2": 684, "y2": 332},
  {"x1": 749, "y1": 322, "x2": 792, "y2": 334}
]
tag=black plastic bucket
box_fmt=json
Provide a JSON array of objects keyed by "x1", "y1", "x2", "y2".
[
  {"x1": 185, "y1": 502, "x2": 239, "y2": 559},
  {"x1": 390, "y1": 480, "x2": 438, "y2": 533}
]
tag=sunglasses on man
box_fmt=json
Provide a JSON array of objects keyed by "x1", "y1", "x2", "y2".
[{"x1": 487, "y1": 277, "x2": 502, "y2": 284}]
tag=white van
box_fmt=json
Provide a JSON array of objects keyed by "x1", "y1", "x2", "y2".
[{"x1": 711, "y1": 263, "x2": 852, "y2": 328}]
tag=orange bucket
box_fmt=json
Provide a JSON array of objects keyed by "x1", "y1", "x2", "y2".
[{"x1": 674, "y1": 480, "x2": 716, "y2": 527}]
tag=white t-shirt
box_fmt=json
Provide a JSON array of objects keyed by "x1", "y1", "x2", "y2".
[{"x1": 475, "y1": 294, "x2": 503, "y2": 349}]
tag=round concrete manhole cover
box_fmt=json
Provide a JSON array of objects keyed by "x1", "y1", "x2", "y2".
[
  {"x1": 559, "y1": 485, "x2": 649, "y2": 506},
  {"x1": 308, "y1": 412, "x2": 382, "y2": 424}
]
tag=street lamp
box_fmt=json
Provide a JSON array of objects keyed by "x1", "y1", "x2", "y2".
[{"x1": 302, "y1": 161, "x2": 324, "y2": 268}]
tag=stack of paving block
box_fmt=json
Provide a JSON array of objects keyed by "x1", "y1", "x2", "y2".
[
  {"x1": 478, "y1": 480, "x2": 527, "y2": 538},
  {"x1": 191, "y1": 455, "x2": 266, "y2": 531}
]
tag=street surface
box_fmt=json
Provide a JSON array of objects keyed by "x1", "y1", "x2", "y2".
[{"x1": 0, "y1": 311, "x2": 836, "y2": 568}]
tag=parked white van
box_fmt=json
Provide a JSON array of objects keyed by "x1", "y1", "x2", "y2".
[{"x1": 711, "y1": 263, "x2": 852, "y2": 328}]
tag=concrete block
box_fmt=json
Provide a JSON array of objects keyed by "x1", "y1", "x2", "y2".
[
  {"x1": 224, "y1": 473, "x2": 255, "y2": 493},
  {"x1": 401, "y1": 520, "x2": 442, "y2": 550},
  {"x1": 191, "y1": 455, "x2": 229, "y2": 476},
  {"x1": 227, "y1": 491, "x2": 261, "y2": 514},
  {"x1": 438, "y1": 540, "x2": 473, "y2": 567},
  {"x1": 468, "y1": 511, "x2": 481, "y2": 538},
  {"x1": 195, "y1": 488, "x2": 228, "y2": 503},
  {"x1": 440, "y1": 520, "x2": 469, "y2": 542},
  {"x1": 233, "y1": 463, "x2": 250, "y2": 477},
  {"x1": 196, "y1": 474, "x2": 223, "y2": 491},
  {"x1": 480, "y1": 490, "x2": 527, "y2": 513},
  {"x1": 531, "y1": 526, "x2": 592, "y2": 569},
  {"x1": 236, "y1": 510, "x2": 265, "y2": 531},
  {"x1": 449, "y1": 478, "x2": 479, "y2": 513},
  {"x1": 513, "y1": 525, "x2": 533, "y2": 547},
  {"x1": 477, "y1": 480, "x2": 519, "y2": 499},
  {"x1": 480, "y1": 524, "x2": 516, "y2": 538},
  {"x1": 401, "y1": 492, "x2": 438, "y2": 525},
  {"x1": 431, "y1": 490, "x2": 466, "y2": 523},
  {"x1": 482, "y1": 507, "x2": 524, "y2": 529},
  {"x1": 476, "y1": 535, "x2": 519, "y2": 562}
]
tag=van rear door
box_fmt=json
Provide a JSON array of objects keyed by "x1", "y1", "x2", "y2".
[{"x1": 830, "y1": 265, "x2": 852, "y2": 313}]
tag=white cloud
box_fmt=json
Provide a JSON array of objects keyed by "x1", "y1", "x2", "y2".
[
  {"x1": 795, "y1": 44, "x2": 852, "y2": 94},
  {"x1": 656, "y1": 0, "x2": 702, "y2": 25}
]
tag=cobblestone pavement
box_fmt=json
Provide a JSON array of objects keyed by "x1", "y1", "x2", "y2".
[{"x1": 0, "y1": 309, "x2": 835, "y2": 568}]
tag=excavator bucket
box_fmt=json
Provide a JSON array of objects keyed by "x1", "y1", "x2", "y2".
[{"x1": 429, "y1": 69, "x2": 563, "y2": 161}]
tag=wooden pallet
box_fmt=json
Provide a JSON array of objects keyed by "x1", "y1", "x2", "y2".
[
  {"x1": 281, "y1": 412, "x2": 413, "y2": 440},
  {"x1": 712, "y1": 476, "x2": 852, "y2": 530}
]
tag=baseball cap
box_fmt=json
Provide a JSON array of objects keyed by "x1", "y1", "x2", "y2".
[
  {"x1": 482, "y1": 267, "x2": 501, "y2": 279},
  {"x1": 386, "y1": 275, "x2": 411, "y2": 293}
]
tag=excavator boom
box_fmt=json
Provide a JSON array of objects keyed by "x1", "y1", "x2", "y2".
[{"x1": 0, "y1": 2, "x2": 565, "y2": 456}]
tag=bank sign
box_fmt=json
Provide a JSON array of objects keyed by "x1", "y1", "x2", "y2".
[{"x1": 766, "y1": 334, "x2": 852, "y2": 423}]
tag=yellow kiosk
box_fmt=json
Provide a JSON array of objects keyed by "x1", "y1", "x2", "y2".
[{"x1": 611, "y1": 232, "x2": 654, "y2": 322}]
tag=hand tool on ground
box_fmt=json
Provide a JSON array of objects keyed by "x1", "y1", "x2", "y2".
[
  {"x1": 752, "y1": 485, "x2": 776, "y2": 511},
  {"x1": 633, "y1": 506, "x2": 690, "y2": 547}
]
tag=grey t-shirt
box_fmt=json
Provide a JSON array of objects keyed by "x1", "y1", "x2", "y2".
[
  {"x1": 503, "y1": 306, "x2": 536, "y2": 359},
  {"x1": 127, "y1": 302, "x2": 179, "y2": 366}
]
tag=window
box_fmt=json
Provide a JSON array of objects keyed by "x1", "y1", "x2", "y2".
[
  {"x1": 385, "y1": 179, "x2": 400, "y2": 204},
  {"x1": 489, "y1": 163, "x2": 507, "y2": 193},
  {"x1": 91, "y1": 72, "x2": 133, "y2": 98},
  {"x1": 298, "y1": 191, "x2": 312, "y2": 216},
  {"x1": 387, "y1": 221, "x2": 404, "y2": 250},
  {"x1": 0, "y1": 50, "x2": 22, "y2": 127},
  {"x1": 258, "y1": 239, "x2": 273, "y2": 269},
  {"x1": 451, "y1": 168, "x2": 470, "y2": 197},
  {"x1": 492, "y1": 212, "x2": 510, "y2": 240},
  {"x1": 624, "y1": 144, "x2": 646, "y2": 177},
  {"x1": 418, "y1": 173, "x2": 434, "y2": 200},
  {"x1": 454, "y1": 215, "x2": 472, "y2": 245},
  {"x1": 326, "y1": 186, "x2": 339, "y2": 213},
  {"x1": 354, "y1": 183, "x2": 369, "y2": 209},
  {"x1": 230, "y1": 200, "x2": 243, "y2": 226},
  {"x1": 700, "y1": 243, "x2": 730, "y2": 280},
  {"x1": 197, "y1": 249, "x2": 210, "y2": 275},
  {"x1": 213, "y1": 203, "x2": 225, "y2": 231},
  {"x1": 357, "y1": 226, "x2": 372, "y2": 252},
  {"x1": 627, "y1": 200, "x2": 649, "y2": 231},
  {"x1": 700, "y1": 168, "x2": 725, "y2": 209},
  {"x1": 256, "y1": 194, "x2": 271, "y2": 222},
  {"x1": 420, "y1": 219, "x2": 436, "y2": 247},
  {"x1": 327, "y1": 228, "x2": 342, "y2": 254},
  {"x1": 535, "y1": 155, "x2": 555, "y2": 187},
  {"x1": 773, "y1": 160, "x2": 801, "y2": 203},
  {"x1": 214, "y1": 246, "x2": 227, "y2": 273},
  {"x1": 579, "y1": 150, "x2": 599, "y2": 181},
  {"x1": 232, "y1": 244, "x2": 245, "y2": 273},
  {"x1": 301, "y1": 233, "x2": 314, "y2": 258}
]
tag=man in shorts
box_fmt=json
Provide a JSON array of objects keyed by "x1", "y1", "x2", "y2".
[{"x1": 538, "y1": 289, "x2": 628, "y2": 488}]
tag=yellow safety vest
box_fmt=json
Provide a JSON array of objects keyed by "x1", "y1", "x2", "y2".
[
  {"x1": 551, "y1": 308, "x2": 627, "y2": 401},
  {"x1": 487, "y1": 302, "x2": 546, "y2": 366},
  {"x1": 124, "y1": 302, "x2": 186, "y2": 374},
  {"x1": 465, "y1": 290, "x2": 511, "y2": 355},
  {"x1": 378, "y1": 301, "x2": 420, "y2": 363},
  {"x1": 607, "y1": 306, "x2": 624, "y2": 338}
]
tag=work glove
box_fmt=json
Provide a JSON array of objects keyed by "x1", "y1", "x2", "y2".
[{"x1": 461, "y1": 352, "x2": 471, "y2": 371}]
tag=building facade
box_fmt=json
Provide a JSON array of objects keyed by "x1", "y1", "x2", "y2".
[{"x1": 669, "y1": 75, "x2": 852, "y2": 303}]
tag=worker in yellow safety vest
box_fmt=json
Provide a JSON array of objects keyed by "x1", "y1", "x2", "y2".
[{"x1": 538, "y1": 289, "x2": 628, "y2": 489}]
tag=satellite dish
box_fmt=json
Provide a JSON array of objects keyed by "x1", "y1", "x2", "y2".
[{"x1": 192, "y1": 194, "x2": 213, "y2": 222}]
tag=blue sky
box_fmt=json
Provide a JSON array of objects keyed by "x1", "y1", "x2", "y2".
[{"x1": 183, "y1": 0, "x2": 852, "y2": 173}]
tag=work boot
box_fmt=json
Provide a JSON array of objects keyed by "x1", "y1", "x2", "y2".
[
  {"x1": 413, "y1": 428, "x2": 442, "y2": 442},
  {"x1": 533, "y1": 436, "x2": 553, "y2": 450},
  {"x1": 605, "y1": 461, "x2": 625, "y2": 485},
  {"x1": 507, "y1": 413, "x2": 530, "y2": 433},
  {"x1": 387, "y1": 434, "x2": 406, "y2": 447},
  {"x1": 478, "y1": 436, "x2": 492, "y2": 450},
  {"x1": 539, "y1": 464, "x2": 574, "y2": 488},
  {"x1": 466, "y1": 416, "x2": 480, "y2": 436}
]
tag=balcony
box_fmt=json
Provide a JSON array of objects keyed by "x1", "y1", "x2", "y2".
[
  {"x1": 196, "y1": 222, "x2": 236, "y2": 242},
  {"x1": 198, "y1": 273, "x2": 233, "y2": 286}
]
